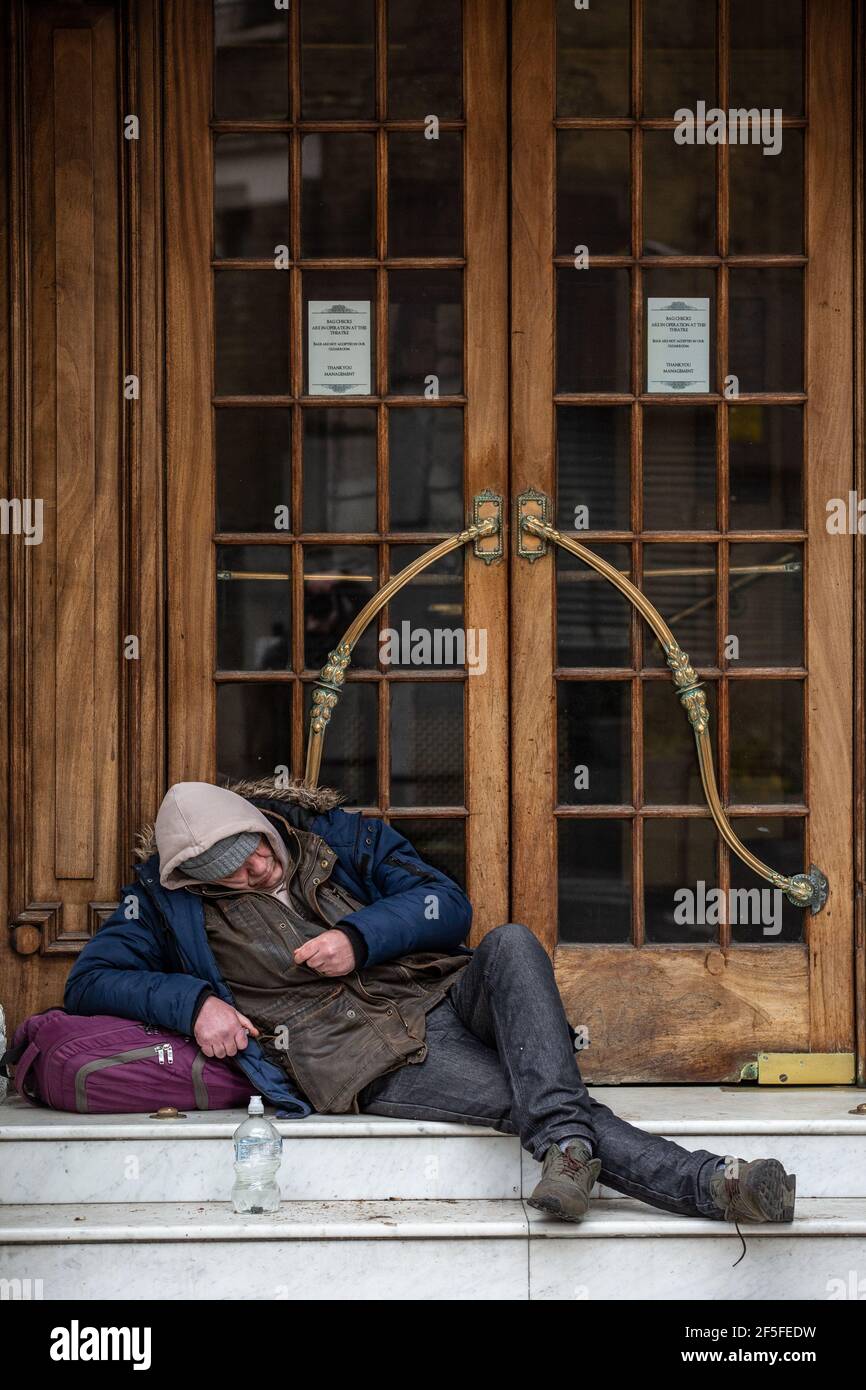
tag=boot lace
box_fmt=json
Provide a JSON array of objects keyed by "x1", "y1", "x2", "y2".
[{"x1": 721, "y1": 1174, "x2": 748, "y2": 1265}]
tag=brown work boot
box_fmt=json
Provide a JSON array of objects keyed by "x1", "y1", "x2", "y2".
[
  {"x1": 527, "y1": 1141, "x2": 602, "y2": 1222},
  {"x1": 709, "y1": 1157, "x2": 797, "y2": 1224}
]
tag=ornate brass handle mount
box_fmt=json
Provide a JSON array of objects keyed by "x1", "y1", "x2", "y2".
[{"x1": 518, "y1": 496, "x2": 828, "y2": 914}]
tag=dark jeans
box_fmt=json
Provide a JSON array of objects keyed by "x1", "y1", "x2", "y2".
[{"x1": 357, "y1": 922, "x2": 727, "y2": 1220}]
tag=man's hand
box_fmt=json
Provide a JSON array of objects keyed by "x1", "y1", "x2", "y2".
[
  {"x1": 194, "y1": 996, "x2": 259, "y2": 1059},
  {"x1": 294, "y1": 928, "x2": 356, "y2": 977}
]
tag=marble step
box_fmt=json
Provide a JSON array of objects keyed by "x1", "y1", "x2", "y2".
[
  {"x1": 2, "y1": 1087, "x2": 865, "y2": 1204},
  {"x1": 1, "y1": 1198, "x2": 865, "y2": 1301}
]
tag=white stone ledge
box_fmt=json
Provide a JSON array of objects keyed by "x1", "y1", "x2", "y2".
[
  {"x1": 2, "y1": 1197, "x2": 865, "y2": 1243},
  {"x1": 0, "y1": 1198, "x2": 527, "y2": 1241},
  {"x1": 3, "y1": 1086, "x2": 866, "y2": 1141}
]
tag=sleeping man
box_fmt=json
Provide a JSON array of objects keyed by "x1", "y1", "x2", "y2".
[{"x1": 65, "y1": 777, "x2": 796, "y2": 1227}]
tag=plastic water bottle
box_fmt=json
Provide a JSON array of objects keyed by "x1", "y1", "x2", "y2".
[{"x1": 231, "y1": 1096, "x2": 282, "y2": 1214}]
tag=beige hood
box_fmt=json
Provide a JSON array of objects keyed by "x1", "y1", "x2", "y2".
[{"x1": 155, "y1": 781, "x2": 291, "y2": 891}]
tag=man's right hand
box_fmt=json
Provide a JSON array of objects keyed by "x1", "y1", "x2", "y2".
[{"x1": 194, "y1": 996, "x2": 259, "y2": 1058}]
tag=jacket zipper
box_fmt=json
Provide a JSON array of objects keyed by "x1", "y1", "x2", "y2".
[
  {"x1": 319, "y1": 878, "x2": 364, "y2": 913},
  {"x1": 383, "y1": 853, "x2": 435, "y2": 881}
]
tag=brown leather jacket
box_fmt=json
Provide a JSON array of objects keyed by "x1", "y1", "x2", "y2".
[{"x1": 192, "y1": 819, "x2": 470, "y2": 1113}]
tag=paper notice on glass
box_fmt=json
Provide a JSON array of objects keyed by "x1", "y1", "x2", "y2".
[
  {"x1": 646, "y1": 298, "x2": 710, "y2": 393},
  {"x1": 308, "y1": 300, "x2": 371, "y2": 395}
]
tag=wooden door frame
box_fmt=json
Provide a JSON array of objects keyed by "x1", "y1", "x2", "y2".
[{"x1": 510, "y1": 0, "x2": 858, "y2": 1081}]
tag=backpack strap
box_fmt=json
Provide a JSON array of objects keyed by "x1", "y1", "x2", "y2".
[{"x1": 8, "y1": 1040, "x2": 42, "y2": 1106}]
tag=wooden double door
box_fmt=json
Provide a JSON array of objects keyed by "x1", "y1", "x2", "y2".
[{"x1": 1, "y1": 0, "x2": 860, "y2": 1083}]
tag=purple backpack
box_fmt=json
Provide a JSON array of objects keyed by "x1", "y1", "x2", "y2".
[{"x1": 5, "y1": 1009, "x2": 254, "y2": 1113}]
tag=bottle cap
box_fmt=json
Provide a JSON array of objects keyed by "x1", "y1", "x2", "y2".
[{"x1": 248, "y1": 1095, "x2": 264, "y2": 1115}]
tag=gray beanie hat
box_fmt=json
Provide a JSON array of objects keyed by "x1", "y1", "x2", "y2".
[{"x1": 180, "y1": 831, "x2": 261, "y2": 882}]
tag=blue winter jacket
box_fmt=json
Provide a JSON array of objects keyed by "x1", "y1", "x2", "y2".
[{"x1": 63, "y1": 790, "x2": 474, "y2": 1117}]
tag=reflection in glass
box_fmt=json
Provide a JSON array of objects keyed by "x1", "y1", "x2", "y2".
[
  {"x1": 556, "y1": 0, "x2": 631, "y2": 118},
  {"x1": 557, "y1": 269, "x2": 630, "y2": 394},
  {"x1": 303, "y1": 545, "x2": 378, "y2": 670},
  {"x1": 730, "y1": 0, "x2": 803, "y2": 116},
  {"x1": 643, "y1": 407, "x2": 716, "y2": 530},
  {"x1": 388, "y1": 271, "x2": 463, "y2": 396},
  {"x1": 643, "y1": 134, "x2": 715, "y2": 256},
  {"x1": 391, "y1": 818, "x2": 466, "y2": 889},
  {"x1": 729, "y1": 269, "x2": 803, "y2": 395},
  {"x1": 644, "y1": 818, "x2": 717, "y2": 943},
  {"x1": 389, "y1": 408, "x2": 464, "y2": 531},
  {"x1": 303, "y1": 680, "x2": 377, "y2": 806},
  {"x1": 557, "y1": 681, "x2": 630, "y2": 805},
  {"x1": 215, "y1": 272, "x2": 289, "y2": 396},
  {"x1": 557, "y1": 545, "x2": 632, "y2": 669},
  {"x1": 730, "y1": 818, "x2": 805, "y2": 942},
  {"x1": 643, "y1": 544, "x2": 716, "y2": 669},
  {"x1": 303, "y1": 270, "x2": 376, "y2": 395},
  {"x1": 728, "y1": 544, "x2": 803, "y2": 667},
  {"x1": 389, "y1": 133, "x2": 463, "y2": 258},
  {"x1": 303, "y1": 409, "x2": 377, "y2": 534},
  {"x1": 644, "y1": 680, "x2": 717, "y2": 805},
  {"x1": 390, "y1": 682, "x2": 464, "y2": 807},
  {"x1": 387, "y1": 0, "x2": 462, "y2": 119},
  {"x1": 729, "y1": 134, "x2": 803, "y2": 255},
  {"x1": 301, "y1": 134, "x2": 375, "y2": 258},
  {"x1": 214, "y1": 0, "x2": 288, "y2": 121},
  {"x1": 556, "y1": 131, "x2": 630, "y2": 257},
  {"x1": 217, "y1": 545, "x2": 291, "y2": 670},
  {"x1": 729, "y1": 680, "x2": 803, "y2": 804},
  {"x1": 216, "y1": 409, "x2": 291, "y2": 533},
  {"x1": 217, "y1": 683, "x2": 292, "y2": 782},
  {"x1": 728, "y1": 406, "x2": 802, "y2": 530},
  {"x1": 300, "y1": 0, "x2": 375, "y2": 119},
  {"x1": 387, "y1": 547, "x2": 464, "y2": 670},
  {"x1": 642, "y1": 0, "x2": 716, "y2": 118},
  {"x1": 557, "y1": 407, "x2": 630, "y2": 532},
  {"x1": 214, "y1": 135, "x2": 288, "y2": 260},
  {"x1": 559, "y1": 818, "x2": 632, "y2": 942}
]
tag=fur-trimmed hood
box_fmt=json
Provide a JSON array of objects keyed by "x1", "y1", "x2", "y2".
[{"x1": 135, "y1": 776, "x2": 348, "y2": 873}]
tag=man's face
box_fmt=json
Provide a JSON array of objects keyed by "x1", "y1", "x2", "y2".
[{"x1": 212, "y1": 835, "x2": 283, "y2": 892}]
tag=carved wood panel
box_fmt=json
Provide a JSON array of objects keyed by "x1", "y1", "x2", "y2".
[{"x1": 0, "y1": 0, "x2": 165, "y2": 1035}]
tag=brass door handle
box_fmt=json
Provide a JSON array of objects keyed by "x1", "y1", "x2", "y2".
[{"x1": 515, "y1": 488, "x2": 827, "y2": 914}]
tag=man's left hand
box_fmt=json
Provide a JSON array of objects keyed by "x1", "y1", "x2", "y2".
[{"x1": 294, "y1": 929, "x2": 356, "y2": 976}]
